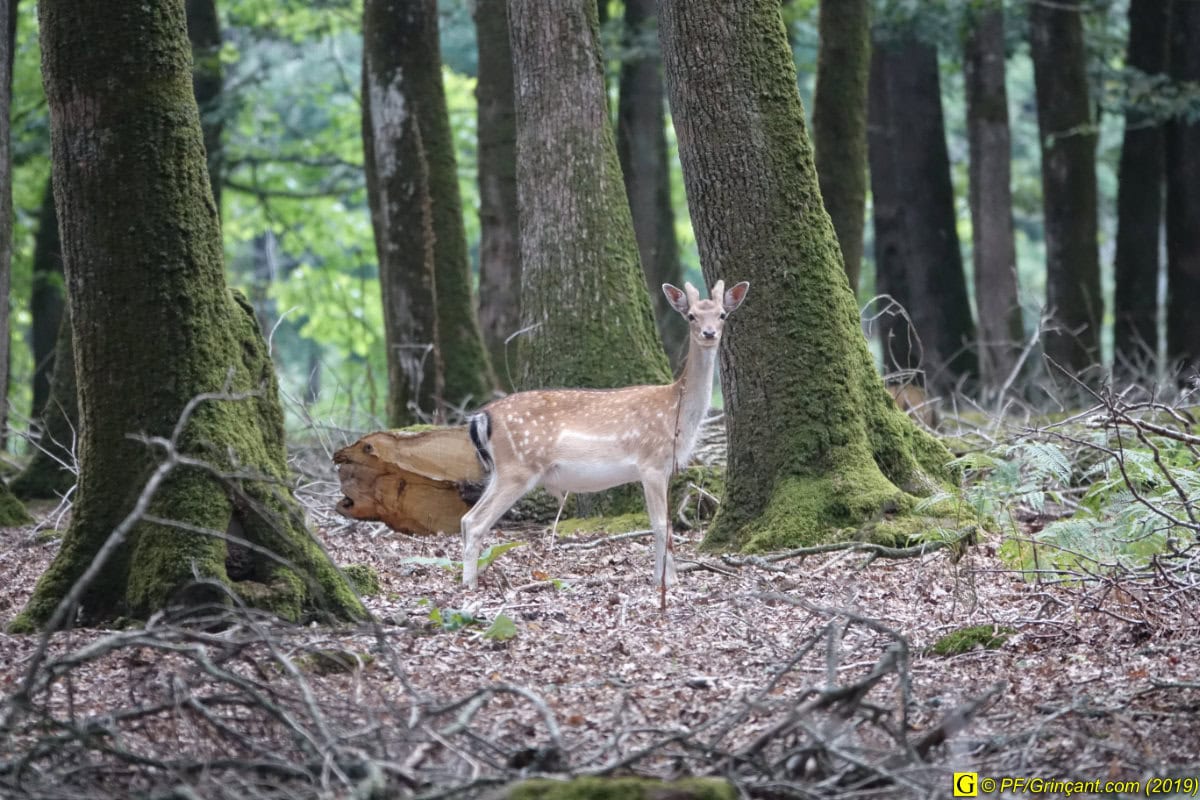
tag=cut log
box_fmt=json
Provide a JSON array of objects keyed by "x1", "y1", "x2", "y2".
[{"x1": 334, "y1": 427, "x2": 484, "y2": 536}]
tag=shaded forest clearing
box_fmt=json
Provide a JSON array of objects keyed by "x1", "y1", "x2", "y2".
[{"x1": 2, "y1": 416, "x2": 1198, "y2": 798}]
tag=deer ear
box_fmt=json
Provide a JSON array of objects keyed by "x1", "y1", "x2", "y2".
[
  {"x1": 724, "y1": 281, "x2": 750, "y2": 313},
  {"x1": 662, "y1": 283, "x2": 690, "y2": 315}
]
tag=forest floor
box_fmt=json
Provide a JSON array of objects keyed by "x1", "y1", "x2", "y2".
[{"x1": 1, "y1": 483, "x2": 1199, "y2": 798}]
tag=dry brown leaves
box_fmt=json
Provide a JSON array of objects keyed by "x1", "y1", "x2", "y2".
[{"x1": 1, "y1": 488, "x2": 1198, "y2": 799}]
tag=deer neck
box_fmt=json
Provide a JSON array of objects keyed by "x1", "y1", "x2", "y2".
[{"x1": 670, "y1": 339, "x2": 718, "y2": 465}]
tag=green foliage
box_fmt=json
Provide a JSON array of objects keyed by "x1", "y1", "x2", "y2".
[
  {"x1": 421, "y1": 599, "x2": 482, "y2": 632},
  {"x1": 402, "y1": 541, "x2": 526, "y2": 574},
  {"x1": 483, "y1": 613, "x2": 518, "y2": 642},
  {"x1": 952, "y1": 429, "x2": 1198, "y2": 577},
  {"x1": 418, "y1": 600, "x2": 517, "y2": 641}
]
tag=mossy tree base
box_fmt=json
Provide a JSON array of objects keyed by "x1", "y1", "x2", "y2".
[
  {"x1": 659, "y1": 0, "x2": 960, "y2": 555},
  {"x1": 12, "y1": 295, "x2": 365, "y2": 633}
]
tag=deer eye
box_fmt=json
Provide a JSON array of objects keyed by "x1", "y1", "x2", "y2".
[
  {"x1": 720, "y1": 312, "x2": 727, "y2": 320},
  {"x1": 687, "y1": 313, "x2": 695, "y2": 321}
]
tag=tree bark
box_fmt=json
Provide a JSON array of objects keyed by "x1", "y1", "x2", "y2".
[
  {"x1": 964, "y1": 4, "x2": 1023, "y2": 391},
  {"x1": 1166, "y1": 0, "x2": 1200, "y2": 379},
  {"x1": 510, "y1": 0, "x2": 671, "y2": 391},
  {"x1": 1029, "y1": 0, "x2": 1103, "y2": 379},
  {"x1": 15, "y1": 0, "x2": 361, "y2": 629},
  {"x1": 0, "y1": 0, "x2": 30, "y2": 525},
  {"x1": 658, "y1": 0, "x2": 953, "y2": 551},
  {"x1": 11, "y1": 311, "x2": 76, "y2": 500},
  {"x1": 811, "y1": 0, "x2": 870, "y2": 292},
  {"x1": 867, "y1": 35, "x2": 978, "y2": 394},
  {"x1": 0, "y1": 1, "x2": 11, "y2": 439},
  {"x1": 29, "y1": 178, "x2": 64, "y2": 417},
  {"x1": 616, "y1": 0, "x2": 686, "y2": 366},
  {"x1": 17, "y1": 174, "x2": 74, "y2": 505},
  {"x1": 1114, "y1": 0, "x2": 1170, "y2": 374},
  {"x1": 474, "y1": 0, "x2": 522, "y2": 392},
  {"x1": 185, "y1": 0, "x2": 222, "y2": 214},
  {"x1": 363, "y1": 0, "x2": 494, "y2": 426}
]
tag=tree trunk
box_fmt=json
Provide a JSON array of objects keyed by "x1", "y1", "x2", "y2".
[
  {"x1": 658, "y1": 0, "x2": 953, "y2": 551},
  {"x1": 964, "y1": 4, "x2": 1023, "y2": 391},
  {"x1": 1114, "y1": 0, "x2": 1170, "y2": 375},
  {"x1": 616, "y1": 0, "x2": 687, "y2": 366},
  {"x1": 16, "y1": 178, "x2": 75, "y2": 501},
  {"x1": 867, "y1": 36, "x2": 978, "y2": 394},
  {"x1": 0, "y1": 0, "x2": 30, "y2": 525},
  {"x1": 1166, "y1": 0, "x2": 1200, "y2": 379},
  {"x1": 30, "y1": 178, "x2": 65, "y2": 418},
  {"x1": 811, "y1": 0, "x2": 869, "y2": 292},
  {"x1": 0, "y1": 0, "x2": 11, "y2": 443},
  {"x1": 474, "y1": 0, "x2": 522, "y2": 393},
  {"x1": 510, "y1": 0, "x2": 671, "y2": 391},
  {"x1": 15, "y1": 0, "x2": 362, "y2": 629},
  {"x1": 363, "y1": 0, "x2": 493, "y2": 425},
  {"x1": 185, "y1": 0, "x2": 222, "y2": 214},
  {"x1": 11, "y1": 312, "x2": 76, "y2": 500},
  {"x1": 1029, "y1": 0, "x2": 1103, "y2": 378}
]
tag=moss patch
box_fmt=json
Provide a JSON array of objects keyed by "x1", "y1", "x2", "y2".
[
  {"x1": 295, "y1": 648, "x2": 374, "y2": 675},
  {"x1": 509, "y1": 777, "x2": 735, "y2": 800},
  {"x1": 927, "y1": 624, "x2": 1015, "y2": 656},
  {"x1": 0, "y1": 484, "x2": 34, "y2": 527},
  {"x1": 556, "y1": 512, "x2": 650, "y2": 536},
  {"x1": 343, "y1": 563, "x2": 382, "y2": 597}
]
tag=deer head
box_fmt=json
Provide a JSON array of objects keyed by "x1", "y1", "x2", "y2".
[{"x1": 662, "y1": 280, "x2": 750, "y2": 348}]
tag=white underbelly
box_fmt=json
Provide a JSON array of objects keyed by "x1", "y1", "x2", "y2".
[{"x1": 541, "y1": 459, "x2": 641, "y2": 494}]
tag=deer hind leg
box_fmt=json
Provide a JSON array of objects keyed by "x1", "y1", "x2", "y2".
[
  {"x1": 460, "y1": 470, "x2": 537, "y2": 589},
  {"x1": 641, "y1": 472, "x2": 675, "y2": 594}
]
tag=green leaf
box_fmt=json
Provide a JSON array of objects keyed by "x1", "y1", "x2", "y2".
[
  {"x1": 483, "y1": 614, "x2": 518, "y2": 642},
  {"x1": 476, "y1": 541, "x2": 526, "y2": 571},
  {"x1": 401, "y1": 556, "x2": 458, "y2": 572}
]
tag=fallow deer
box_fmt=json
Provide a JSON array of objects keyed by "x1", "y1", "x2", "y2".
[{"x1": 462, "y1": 280, "x2": 750, "y2": 607}]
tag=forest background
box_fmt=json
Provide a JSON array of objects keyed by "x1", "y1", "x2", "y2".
[{"x1": 6, "y1": 0, "x2": 1190, "y2": 439}]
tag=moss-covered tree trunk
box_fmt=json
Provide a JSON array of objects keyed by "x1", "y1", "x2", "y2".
[
  {"x1": 15, "y1": 0, "x2": 362, "y2": 630},
  {"x1": 1114, "y1": 0, "x2": 1169, "y2": 375},
  {"x1": 510, "y1": 0, "x2": 670, "y2": 390},
  {"x1": 474, "y1": 0, "x2": 522, "y2": 393},
  {"x1": 616, "y1": 0, "x2": 686, "y2": 367},
  {"x1": 363, "y1": 0, "x2": 493, "y2": 425},
  {"x1": 964, "y1": 3, "x2": 1023, "y2": 391},
  {"x1": 1029, "y1": 0, "x2": 1103, "y2": 379},
  {"x1": 29, "y1": 179, "x2": 64, "y2": 416},
  {"x1": 867, "y1": 34, "x2": 977, "y2": 394},
  {"x1": 811, "y1": 0, "x2": 869, "y2": 293},
  {"x1": 1166, "y1": 0, "x2": 1200, "y2": 379},
  {"x1": 658, "y1": 0, "x2": 952, "y2": 552},
  {"x1": 186, "y1": 0, "x2": 223, "y2": 215}
]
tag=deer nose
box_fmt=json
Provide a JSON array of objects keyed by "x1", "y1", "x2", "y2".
[{"x1": 702, "y1": 329, "x2": 717, "y2": 339}]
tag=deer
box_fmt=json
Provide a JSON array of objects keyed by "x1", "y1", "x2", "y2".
[{"x1": 462, "y1": 279, "x2": 749, "y2": 608}]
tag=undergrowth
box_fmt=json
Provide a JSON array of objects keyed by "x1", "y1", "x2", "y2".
[{"x1": 936, "y1": 402, "x2": 1199, "y2": 579}]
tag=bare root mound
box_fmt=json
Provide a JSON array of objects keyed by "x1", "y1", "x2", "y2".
[{"x1": 1, "y1": 497, "x2": 1197, "y2": 798}]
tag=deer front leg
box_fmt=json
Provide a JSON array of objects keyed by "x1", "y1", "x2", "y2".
[
  {"x1": 460, "y1": 472, "x2": 537, "y2": 589},
  {"x1": 641, "y1": 471, "x2": 675, "y2": 600}
]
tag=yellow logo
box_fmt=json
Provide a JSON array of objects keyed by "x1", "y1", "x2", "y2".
[{"x1": 953, "y1": 772, "x2": 979, "y2": 796}]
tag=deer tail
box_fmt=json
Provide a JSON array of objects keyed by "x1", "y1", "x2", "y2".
[{"x1": 468, "y1": 411, "x2": 494, "y2": 473}]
